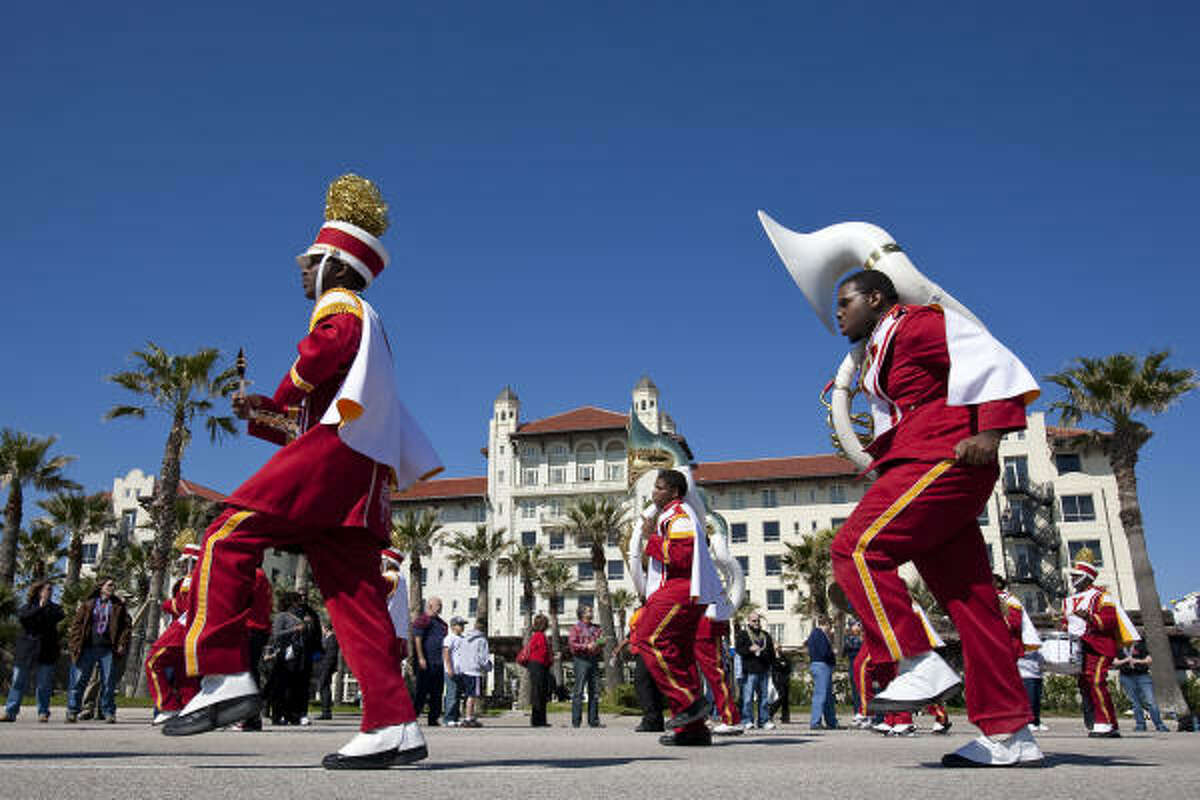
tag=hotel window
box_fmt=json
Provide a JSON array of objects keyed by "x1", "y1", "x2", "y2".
[
  {"x1": 521, "y1": 445, "x2": 538, "y2": 458},
  {"x1": 420, "y1": 568, "x2": 428, "y2": 587},
  {"x1": 1061, "y1": 494, "x2": 1096, "y2": 522},
  {"x1": 730, "y1": 523, "x2": 747, "y2": 543},
  {"x1": 764, "y1": 555, "x2": 782, "y2": 576},
  {"x1": 830, "y1": 484, "x2": 847, "y2": 504},
  {"x1": 120, "y1": 509, "x2": 137, "y2": 542},
  {"x1": 1068, "y1": 539, "x2": 1104, "y2": 567},
  {"x1": 521, "y1": 530, "x2": 537, "y2": 546},
  {"x1": 763, "y1": 521, "x2": 780, "y2": 542},
  {"x1": 766, "y1": 589, "x2": 785, "y2": 611},
  {"x1": 605, "y1": 442, "x2": 626, "y2": 481},
  {"x1": 576, "y1": 444, "x2": 596, "y2": 482},
  {"x1": 497, "y1": 470, "x2": 506, "y2": 485},
  {"x1": 520, "y1": 500, "x2": 536, "y2": 519},
  {"x1": 577, "y1": 593, "x2": 594, "y2": 611},
  {"x1": 1003, "y1": 456, "x2": 1029, "y2": 490},
  {"x1": 760, "y1": 488, "x2": 778, "y2": 508},
  {"x1": 82, "y1": 543, "x2": 98, "y2": 565},
  {"x1": 521, "y1": 468, "x2": 539, "y2": 486},
  {"x1": 730, "y1": 491, "x2": 746, "y2": 510},
  {"x1": 549, "y1": 467, "x2": 567, "y2": 485},
  {"x1": 578, "y1": 561, "x2": 594, "y2": 580},
  {"x1": 469, "y1": 567, "x2": 479, "y2": 586},
  {"x1": 830, "y1": 517, "x2": 847, "y2": 530},
  {"x1": 469, "y1": 597, "x2": 478, "y2": 617},
  {"x1": 577, "y1": 464, "x2": 594, "y2": 482},
  {"x1": 736, "y1": 556, "x2": 750, "y2": 576},
  {"x1": 1055, "y1": 453, "x2": 1082, "y2": 474},
  {"x1": 768, "y1": 623, "x2": 785, "y2": 642},
  {"x1": 978, "y1": 504, "x2": 990, "y2": 526},
  {"x1": 549, "y1": 532, "x2": 565, "y2": 551},
  {"x1": 607, "y1": 560, "x2": 623, "y2": 580}
]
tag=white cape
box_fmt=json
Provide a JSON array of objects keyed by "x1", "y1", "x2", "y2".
[
  {"x1": 317, "y1": 292, "x2": 443, "y2": 491},
  {"x1": 646, "y1": 500, "x2": 723, "y2": 606},
  {"x1": 943, "y1": 307, "x2": 1040, "y2": 408}
]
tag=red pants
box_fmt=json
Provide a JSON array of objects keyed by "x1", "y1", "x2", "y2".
[
  {"x1": 185, "y1": 507, "x2": 414, "y2": 731},
  {"x1": 145, "y1": 622, "x2": 199, "y2": 712},
  {"x1": 832, "y1": 459, "x2": 1030, "y2": 736},
  {"x1": 1079, "y1": 650, "x2": 1117, "y2": 728},
  {"x1": 633, "y1": 580, "x2": 705, "y2": 731},
  {"x1": 694, "y1": 617, "x2": 739, "y2": 725},
  {"x1": 853, "y1": 649, "x2": 898, "y2": 717}
]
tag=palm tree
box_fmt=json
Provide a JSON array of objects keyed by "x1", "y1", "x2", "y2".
[
  {"x1": 443, "y1": 524, "x2": 508, "y2": 630},
  {"x1": 16, "y1": 519, "x2": 67, "y2": 586},
  {"x1": 609, "y1": 587, "x2": 637, "y2": 634},
  {"x1": 38, "y1": 490, "x2": 114, "y2": 588},
  {"x1": 782, "y1": 528, "x2": 837, "y2": 625},
  {"x1": 497, "y1": 542, "x2": 549, "y2": 638},
  {"x1": 564, "y1": 495, "x2": 626, "y2": 691},
  {"x1": 105, "y1": 342, "x2": 239, "y2": 683},
  {"x1": 538, "y1": 559, "x2": 578, "y2": 686},
  {"x1": 0, "y1": 429, "x2": 79, "y2": 587},
  {"x1": 391, "y1": 508, "x2": 443, "y2": 615},
  {"x1": 1046, "y1": 350, "x2": 1197, "y2": 715}
]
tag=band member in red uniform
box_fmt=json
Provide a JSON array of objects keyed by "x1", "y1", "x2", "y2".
[
  {"x1": 633, "y1": 469, "x2": 721, "y2": 746},
  {"x1": 381, "y1": 548, "x2": 410, "y2": 663},
  {"x1": 1063, "y1": 556, "x2": 1137, "y2": 738},
  {"x1": 146, "y1": 544, "x2": 202, "y2": 725},
  {"x1": 165, "y1": 175, "x2": 442, "y2": 771},
  {"x1": 828, "y1": 270, "x2": 1042, "y2": 767}
]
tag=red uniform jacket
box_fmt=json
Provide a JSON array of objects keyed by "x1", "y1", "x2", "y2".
[
  {"x1": 646, "y1": 499, "x2": 696, "y2": 584},
  {"x1": 162, "y1": 579, "x2": 191, "y2": 620},
  {"x1": 1065, "y1": 590, "x2": 1123, "y2": 658},
  {"x1": 228, "y1": 298, "x2": 392, "y2": 542},
  {"x1": 866, "y1": 305, "x2": 1028, "y2": 470}
]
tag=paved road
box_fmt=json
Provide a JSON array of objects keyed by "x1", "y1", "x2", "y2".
[{"x1": 0, "y1": 708, "x2": 1192, "y2": 799}]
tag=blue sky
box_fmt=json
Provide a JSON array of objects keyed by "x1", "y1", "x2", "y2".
[{"x1": 4, "y1": 3, "x2": 1197, "y2": 600}]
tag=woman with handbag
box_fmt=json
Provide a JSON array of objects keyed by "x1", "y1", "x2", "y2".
[{"x1": 520, "y1": 614, "x2": 554, "y2": 727}]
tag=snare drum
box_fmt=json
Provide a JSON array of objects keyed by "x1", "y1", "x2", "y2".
[{"x1": 1040, "y1": 633, "x2": 1082, "y2": 675}]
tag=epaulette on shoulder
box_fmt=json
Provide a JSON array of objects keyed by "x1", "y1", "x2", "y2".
[{"x1": 309, "y1": 289, "x2": 363, "y2": 332}]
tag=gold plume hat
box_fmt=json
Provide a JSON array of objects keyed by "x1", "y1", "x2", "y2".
[
  {"x1": 298, "y1": 173, "x2": 391, "y2": 287},
  {"x1": 1069, "y1": 547, "x2": 1098, "y2": 579}
]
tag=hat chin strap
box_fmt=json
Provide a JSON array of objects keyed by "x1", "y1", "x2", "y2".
[{"x1": 314, "y1": 252, "x2": 332, "y2": 299}]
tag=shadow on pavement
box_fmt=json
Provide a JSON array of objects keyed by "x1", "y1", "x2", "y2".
[
  {"x1": 915, "y1": 752, "x2": 1160, "y2": 769},
  {"x1": 418, "y1": 756, "x2": 674, "y2": 770},
  {"x1": 0, "y1": 752, "x2": 253, "y2": 761},
  {"x1": 716, "y1": 737, "x2": 813, "y2": 747}
]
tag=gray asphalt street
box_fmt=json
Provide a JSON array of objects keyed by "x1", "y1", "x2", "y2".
[{"x1": 0, "y1": 708, "x2": 1192, "y2": 800}]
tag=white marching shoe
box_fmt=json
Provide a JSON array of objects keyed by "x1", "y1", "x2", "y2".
[
  {"x1": 941, "y1": 726, "x2": 1044, "y2": 768},
  {"x1": 869, "y1": 651, "x2": 962, "y2": 713},
  {"x1": 322, "y1": 721, "x2": 428, "y2": 770},
  {"x1": 711, "y1": 722, "x2": 744, "y2": 735},
  {"x1": 162, "y1": 672, "x2": 260, "y2": 736},
  {"x1": 152, "y1": 710, "x2": 179, "y2": 726},
  {"x1": 872, "y1": 721, "x2": 894, "y2": 735}
]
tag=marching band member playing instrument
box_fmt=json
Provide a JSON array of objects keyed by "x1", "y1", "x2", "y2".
[
  {"x1": 165, "y1": 175, "x2": 442, "y2": 771},
  {"x1": 825, "y1": 269, "x2": 1042, "y2": 767},
  {"x1": 1064, "y1": 555, "x2": 1138, "y2": 738},
  {"x1": 633, "y1": 469, "x2": 723, "y2": 746}
]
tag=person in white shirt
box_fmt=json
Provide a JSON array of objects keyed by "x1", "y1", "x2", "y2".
[
  {"x1": 441, "y1": 617, "x2": 466, "y2": 726},
  {"x1": 455, "y1": 620, "x2": 492, "y2": 728}
]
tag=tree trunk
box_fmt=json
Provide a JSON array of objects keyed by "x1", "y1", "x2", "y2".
[
  {"x1": 517, "y1": 579, "x2": 534, "y2": 707},
  {"x1": 1110, "y1": 446, "x2": 1190, "y2": 716},
  {"x1": 592, "y1": 543, "x2": 619, "y2": 692},
  {"x1": 121, "y1": 597, "x2": 153, "y2": 696},
  {"x1": 294, "y1": 553, "x2": 310, "y2": 594},
  {"x1": 549, "y1": 599, "x2": 564, "y2": 686},
  {"x1": 477, "y1": 566, "x2": 489, "y2": 631},
  {"x1": 0, "y1": 483, "x2": 24, "y2": 587},
  {"x1": 66, "y1": 533, "x2": 83, "y2": 587},
  {"x1": 142, "y1": 408, "x2": 187, "y2": 661},
  {"x1": 408, "y1": 555, "x2": 423, "y2": 618}
]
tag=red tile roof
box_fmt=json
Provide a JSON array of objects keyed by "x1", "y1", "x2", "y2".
[
  {"x1": 694, "y1": 455, "x2": 859, "y2": 484},
  {"x1": 177, "y1": 478, "x2": 226, "y2": 503},
  {"x1": 394, "y1": 476, "x2": 488, "y2": 501},
  {"x1": 1047, "y1": 425, "x2": 1102, "y2": 439},
  {"x1": 513, "y1": 406, "x2": 628, "y2": 436}
]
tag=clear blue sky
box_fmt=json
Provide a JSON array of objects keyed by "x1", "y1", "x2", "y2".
[{"x1": 4, "y1": 2, "x2": 1197, "y2": 600}]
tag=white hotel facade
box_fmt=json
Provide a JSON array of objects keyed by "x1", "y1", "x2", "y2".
[{"x1": 395, "y1": 378, "x2": 1139, "y2": 646}]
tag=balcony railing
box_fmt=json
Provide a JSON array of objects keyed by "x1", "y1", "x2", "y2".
[{"x1": 1001, "y1": 473, "x2": 1055, "y2": 506}]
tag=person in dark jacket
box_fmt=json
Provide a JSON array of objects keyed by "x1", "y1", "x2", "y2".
[
  {"x1": 805, "y1": 619, "x2": 839, "y2": 729},
  {"x1": 314, "y1": 622, "x2": 340, "y2": 720},
  {"x1": 735, "y1": 613, "x2": 775, "y2": 728},
  {"x1": 65, "y1": 577, "x2": 131, "y2": 724},
  {"x1": 769, "y1": 644, "x2": 792, "y2": 724},
  {"x1": 3, "y1": 581, "x2": 64, "y2": 722}
]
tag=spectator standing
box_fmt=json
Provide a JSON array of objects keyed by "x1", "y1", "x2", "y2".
[
  {"x1": 805, "y1": 619, "x2": 838, "y2": 729},
  {"x1": 523, "y1": 614, "x2": 554, "y2": 727},
  {"x1": 411, "y1": 597, "x2": 448, "y2": 726},
  {"x1": 1115, "y1": 641, "x2": 1170, "y2": 732},
  {"x1": 457, "y1": 619, "x2": 491, "y2": 727},
  {"x1": 294, "y1": 600, "x2": 323, "y2": 725},
  {"x1": 769, "y1": 644, "x2": 792, "y2": 725},
  {"x1": 314, "y1": 622, "x2": 340, "y2": 720},
  {"x1": 441, "y1": 617, "x2": 466, "y2": 726},
  {"x1": 65, "y1": 577, "x2": 130, "y2": 724},
  {"x1": 3, "y1": 581, "x2": 63, "y2": 723},
  {"x1": 735, "y1": 613, "x2": 775, "y2": 729},
  {"x1": 568, "y1": 604, "x2": 604, "y2": 728},
  {"x1": 842, "y1": 621, "x2": 865, "y2": 726},
  {"x1": 268, "y1": 593, "x2": 308, "y2": 725}
]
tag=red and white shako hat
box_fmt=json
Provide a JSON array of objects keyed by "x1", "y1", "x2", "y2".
[
  {"x1": 297, "y1": 173, "x2": 390, "y2": 288},
  {"x1": 178, "y1": 543, "x2": 202, "y2": 562},
  {"x1": 1069, "y1": 552, "x2": 1098, "y2": 581},
  {"x1": 381, "y1": 547, "x2": 405, "y2": 569}
]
